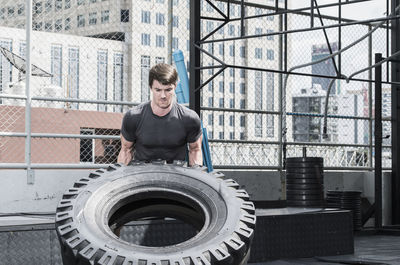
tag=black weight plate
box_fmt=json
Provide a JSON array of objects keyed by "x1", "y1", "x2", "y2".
[
  {"x1": 286, "y1": 178, "x2": 323, "y2": 184},
  {"x1": 286, "y1": 157, "x2": 323, "y2": 163},
  {"x1": 287, "y1": 200, "x2": 325, "y2": 207},
  {"x1": 286, "y1": 189, "x2": 324, "y2": 195},
  {"x1": 286, "y1": 183, "x2": 324, "y2": 190},
  {"x1": 286, "y1": 168, "x2": 324, "y2": 174},
  {"x1": 285, "y1": 162, "x2": 323, "y2": 169},
  {"x1": 286, "y1": 172, "x2": 324, "y2": 179},
  {"x1": 286, "y1": 194, "x2": 324, "y2": 200}
]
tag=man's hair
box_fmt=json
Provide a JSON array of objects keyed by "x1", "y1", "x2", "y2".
[{"x1": 148, "y1": 63, "x2": 178, "y2": 87}]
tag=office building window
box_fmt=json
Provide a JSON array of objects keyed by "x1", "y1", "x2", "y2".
[
  {"x1": 229, "y1": 5, "x2": 235, "y2": 16},
  {"x1": 240, "y1": 83, "x2": 245, "y2": 94},
  {"x1": 267, "y1": 10, "x2": 274, "y2": 20},
  {"x1": 90, "y1": 0, "x2": 97, "y2": 3},
  {"x1": 255, "y1": 27, "x2": 262, "y2": 37},
  {"x1": 240, "y1": 99, "x2": 245, "y2": 109},
  {"x1": 141, "y1": 55, "x2": 150, "y2": 101},
  {"x1": 65, "y1": 0, "x2": 71, "y2": 9},
  {"x1": 240, "y1": 132, "x2": 245, "y2": 140},
  {"x1": 267, "y1": 29, "x2": 274, "y2": 40},
  {"x1": 229, "y1": 98, "x2": 234, "y2": 108},
  {"x1": 240, "y1": 116, "x2": 246, "y2": 127},
  {"x1": 156, "y1": 35, "x2": 165, "y2": 48},
  {"x1": 65, "y1": 17, "x2": 71, "y2": 30},
  {"x1": 219, "y1": 44, "x2": 224, "y2": 55},
  {"x1": 229, "y1": 132, "x2": 235, "y2": 140},
  {"x1": 255, "y1": 114, "x2": 262, "y2": 137},
  {"x1": 172, "y1": 37, "x2": 179, "y2": 50},
  {"x1": 113, "y1": 53, "x2": 124, "y2": 112},
  {"x1": 68, "y1": 47, "x2": 79, "y2": 109},
  {"x1": 101, "y1": 10, "x2": 110, "y2": 24},
  {"x1": 173, "y1": 16, "x2": 179, "y2": 28},
  {"x1": 208, "y1": 114, "x2": 214, "y2": 126},
  {"x1": 155, "y1": 57, "x2": 165, "y2": 64},
  {"x1": 121, "y1": 9, "x2": 129, "y2": 22},
  {"x1": 55, "y1": 19, "x2": 62, "y2": 31},
  {"x1": 77, "y1": 15, "x2": 85, "y2": 27},
  {"x1": 219, "y1": 131, "x2": 224, "y2": 139},
  {"x1": 255, "y1": 71, "x2": 263, "y2": 110},
  {"x1": 229, "y1": 68, "x2": 234, "y2": 77},
  {"x1": 208, "y1": 81, "x2": 213, "y2": 92},
  {"x1": 219, "y1": 98, "x2": 224, "y2": 108},
  {"x1": 267, "y1": 72, "x2": 274, "y2": 137},
  {"x1": 267, "y1": 49, "x2": 274, "y2": 60},
  {"x1": 142, "y1": 10, "x2": 150, "y2": 23},
  {"x1": 229, "y1": 25, "x2": 235, "y2": 36},
  {"x1": 255, "y1": 48, "x2": 262, "y2": 59},
  {"x1": 219, "y1": 115, "x2": 224, "y2": 126},
  {"x1": 19, "y1": 42, "x2": 26, "y2": 57},
  {"x1": 208, "y1": 97, "x2": 213, "y2": 107},
  {"x1": 156, "y1": 13, "x2": 165, "y2": 25},
  {"x1": 33, "y1": 22, "x2": 43, "y2": 30},
  {"x1": 229, "y1": 82, "x2": 234, "y2": 93},
  {"x1": 187, "y1": 18, "x2": 190, "y2": 30},
  {"x1": 240, "y1": 69, "x2": 245, "y2": 78},
  {"x1": 206, "y1": 21, "x2": 213, "y2": 32},
  {"x1": 239, "y1": 46, "x2": 245, "y2": 58},
  {"x1": 89, "y1": 12, "x2": 97, "y2": 25},
  {"x1": 141, "y1": 33, "x2": 151, "y2": 46},
  {"x1": 219, "y1": 81, "x2": 224, "y2": 93},
  {"x1": 97, "y1": 50, "x2": 108, "y2": 111},
  {"x1": 229, "y1": 45, "x2": 234, "y2": 56},
  {"x1": 173, "y1": 0, "x2": 179, "y2": 6},
  {"x1": 77, "y1": 0, "x2": 85, "y2": 5},
  {"x1": 218, "y1": 26, "x2": 224, "y2": 35}
]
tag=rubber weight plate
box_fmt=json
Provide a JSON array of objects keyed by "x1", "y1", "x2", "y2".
[
  {"x1": 286, "y1": 183, "x2": 324, "y2": 190},
  {"x1": 286, "y1": 173, "x2": 324, "y2": 179},
  {"x1": 286, "y1": 194, "x2": 324, "y2": 201},
  {"x1": 286, "y1": 178, "x2": 323, "y2": 184},
  {"x1": 286, "y1": 157, "x2": 323, "y2": 163}
]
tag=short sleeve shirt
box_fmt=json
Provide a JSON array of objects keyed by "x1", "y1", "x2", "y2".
[{"x1": 120, "y1": 101, "x2": 202, "y2": 162}]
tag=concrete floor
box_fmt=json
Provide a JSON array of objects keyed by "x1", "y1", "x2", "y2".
[{"x1": 252, "y1": 234, "x2": 400, "y2": 265}]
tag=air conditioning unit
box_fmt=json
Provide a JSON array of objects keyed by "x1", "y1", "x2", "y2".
[{"x1": 5, "y1": 81, "x2": 25, "y2": 106}]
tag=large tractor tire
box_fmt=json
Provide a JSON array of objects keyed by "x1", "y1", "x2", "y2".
[{"x1": 55, "y1": 161, "x2": 256, "y2": 265}]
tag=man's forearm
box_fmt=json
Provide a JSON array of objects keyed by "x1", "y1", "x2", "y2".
[
  {"x1": 189, "y1": 149, "x2": 203, "y2": 167},
  {"x1": 117, "y1": 149, "x2": 132, "y2": 165}
]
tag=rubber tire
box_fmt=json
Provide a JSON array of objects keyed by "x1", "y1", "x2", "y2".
[{"x1": 55, "y1": 161, "x2": 256, "y2": 265}]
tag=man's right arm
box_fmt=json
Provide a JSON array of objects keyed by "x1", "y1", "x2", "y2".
[{"x1": 117, "y1": 134, "x2": 134, "y2": 165}]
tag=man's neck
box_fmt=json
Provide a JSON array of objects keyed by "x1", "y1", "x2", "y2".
[{"x1": 150, "y1": 101, "x2": 173, "y2": 117}]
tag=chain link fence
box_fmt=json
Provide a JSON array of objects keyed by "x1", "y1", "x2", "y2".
[{"x1": 0, "y1": 0, "x2": 392, "y2": 170}]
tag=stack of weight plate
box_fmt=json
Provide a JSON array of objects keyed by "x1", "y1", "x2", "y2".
[
  {"x1": 326, "y1": 190, "x2": 362, "y2": 230},
  {"x1": 286, "y1": 157, "x2": 324, "y2": 207}
]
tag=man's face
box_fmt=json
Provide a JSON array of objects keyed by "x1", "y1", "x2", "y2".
[{"x1": 151, "y1": 80, "x2": 176, "y2": 109}]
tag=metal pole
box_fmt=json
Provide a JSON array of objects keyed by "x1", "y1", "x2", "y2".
[
  {"x1": 375, "y1": 53, "x2": 383, "y2": 229},
  {"x1": 368, "y1": 25, "x2": 373, "y2": 169},
  {"x1": 391, "y1": 0, "x2": 400, "y2": 225},
  {"x1": 190, "y1": 0, "x2": 201, "y2": 115},
  {"x1": 25, "y1": 0, "x2": 34, "y2": 184}
]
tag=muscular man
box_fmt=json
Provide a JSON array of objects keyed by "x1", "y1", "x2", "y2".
[{"x1": 118, "y1": 63, "x2": 203, "y2": 166}]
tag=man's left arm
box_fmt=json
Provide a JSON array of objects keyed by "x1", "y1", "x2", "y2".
[{"x1": 188, "y1": 134, "x2": 203, "y2": 167}]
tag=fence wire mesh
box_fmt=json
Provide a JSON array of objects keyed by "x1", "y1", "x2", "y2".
[{"x1": 0, "y1": 0, "x2": 393, "y2": 170}]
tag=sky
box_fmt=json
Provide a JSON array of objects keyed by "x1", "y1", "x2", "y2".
[{"x1": 289, "y1": 0, "x2": 388, "y2": 21}]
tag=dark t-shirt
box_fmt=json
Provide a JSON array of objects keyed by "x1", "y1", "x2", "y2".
[{"x1": 120, "y1": 101, "x2": 202, "y2": 162}]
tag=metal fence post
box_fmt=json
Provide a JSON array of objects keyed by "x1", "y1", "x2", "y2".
[{"x1": 25, "y1": 0, "x2": 34, "y2": 184}]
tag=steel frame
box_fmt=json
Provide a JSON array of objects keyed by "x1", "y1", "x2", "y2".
[{"x1": 190, "y1": 0, "x2": 400, "y2": 228}]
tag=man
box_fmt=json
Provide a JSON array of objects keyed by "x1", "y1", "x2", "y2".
[{"x1": 118, "y1": 63, "x2": 203, "y2": 166}]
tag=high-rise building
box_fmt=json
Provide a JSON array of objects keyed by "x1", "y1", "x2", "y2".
[{"x1": 311, "y1": 42, "x2": 338, "y2": 94}]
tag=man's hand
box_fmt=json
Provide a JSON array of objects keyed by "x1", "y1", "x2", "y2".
[
  {"x1": 188, "y1": 134, "x2": 203, "y2": 167},
  {"x1": 117, "y1": 134, "x2": 134, "y2": 165}
]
